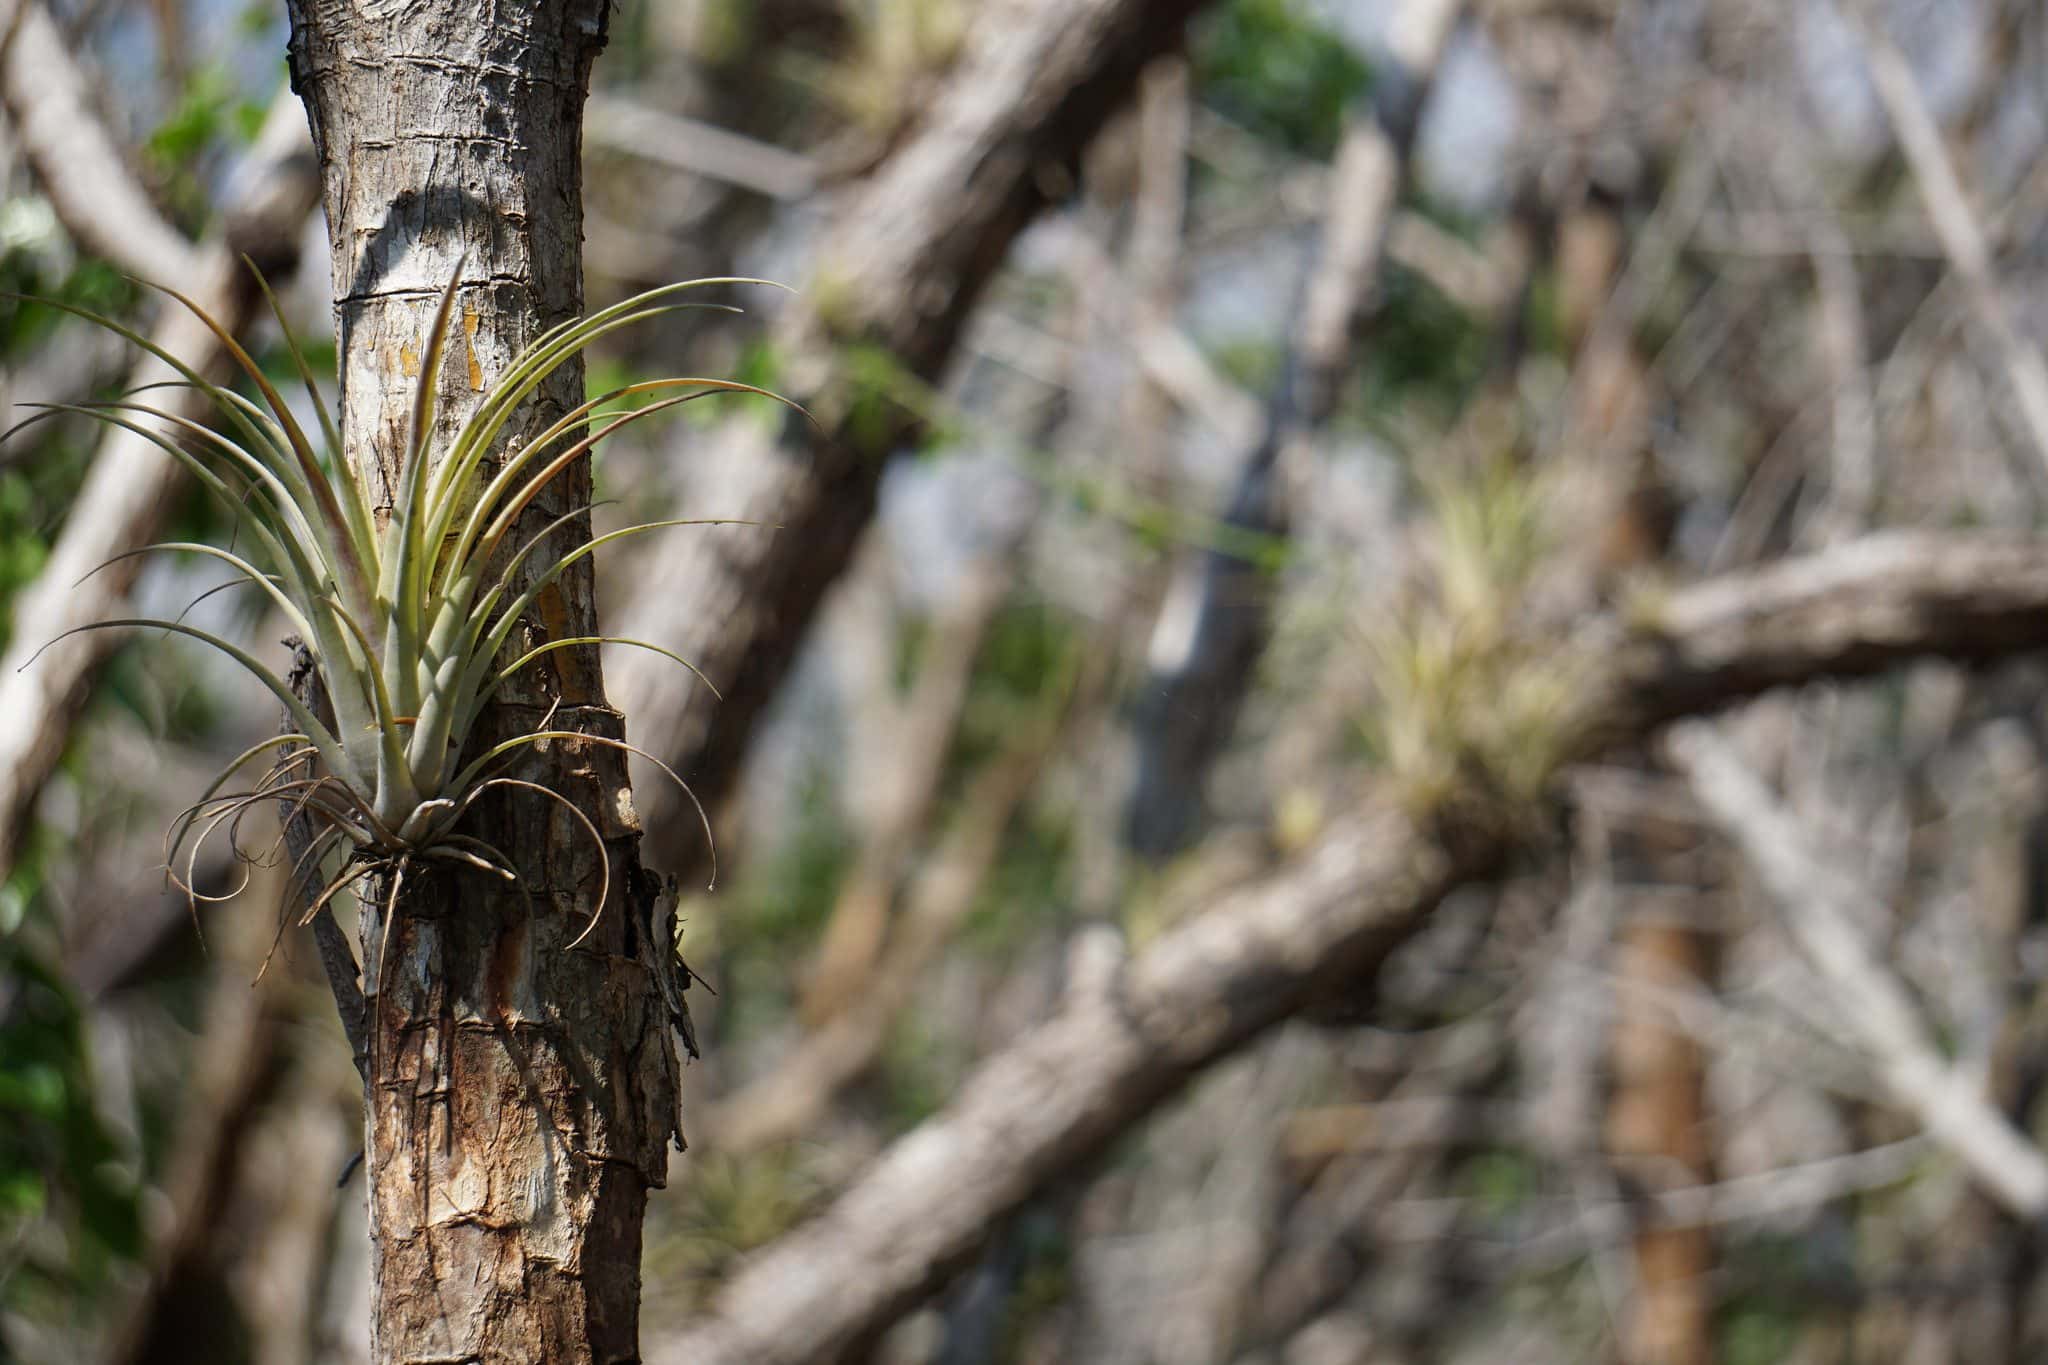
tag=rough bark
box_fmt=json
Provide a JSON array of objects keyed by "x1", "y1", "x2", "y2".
[
  {"x1": 656, "y1": 531, "x2": 2048, "y2": 1364},
  {"x1": 282, "y1": 6, "x2": 678, "y2": 1362},
  {"x1": 608, "y1": 0, "x2": 1213, "y2": 857}
]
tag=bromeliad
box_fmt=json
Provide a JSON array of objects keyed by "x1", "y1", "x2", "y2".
[{"x1": 10, "y1": 265, "x2": 794, "y2": 942}]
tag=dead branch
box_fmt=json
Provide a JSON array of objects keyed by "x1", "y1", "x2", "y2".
[
  {"x1": 1845, "y1": 3, "x2": 2048, "y2": 483},
  {"x1": 607, "y1": 0, "x2": 1214, "y2": 858},
  {"x1": 0, "y1": 98, "x2": 319, "y2": 882},
  {"x1": 585, "y1": 92, "x2": 819, "y2": 200},
  {"x1": 0, "y1": 0, "x2": 207, "y2": 284},
  {"x1": 656, "y1": 531, "x2": 2048, "y2": 1364},
  {"x1": 1667, "y1": 720, "x2": 2048, "y2": 1216}
]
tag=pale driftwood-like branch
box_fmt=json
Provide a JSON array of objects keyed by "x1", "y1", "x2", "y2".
[
  {"x1": 0, "y1": 98, "x2": 319, "y2": 883},
  {"x1": 1846, "y1": 5, "x2": 2048, "y2": 482},
  {"x1": 1666, "y1": 721, "x2": 2048, "y2": 1216},
  {"x1": 585, "y1": 92, "x2": 818, "y2": 200},
  {"x1": 704, "y1": 728, "x2": 1052, "y2": 1153},
  {"x1": 656, "y1": 531, "x2": 2048, "y2": 1365},
  {"x1": 609, "y1": 0, "x2": 1212, "y2": 857},
  {"x1": 0, "y1": 0, "x2": 208, "y2": 285},
  {"x1": 798, "y1": 516, "x2": 1032, "y2": 1024}
]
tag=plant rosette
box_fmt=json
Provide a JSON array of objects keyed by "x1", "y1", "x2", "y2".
[{"x1": 10, "y1": 264, "x2": 796, "y2": 946}]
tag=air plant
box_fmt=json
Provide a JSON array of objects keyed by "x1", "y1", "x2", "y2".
[{"x1": 11, "y1": 265, "x2": 794, "y2": 946}]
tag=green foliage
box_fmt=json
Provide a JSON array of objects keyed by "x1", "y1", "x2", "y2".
[
  {"x1": 144, "y1": 66, "x2": 265, "y2": 169},
  {"x1": 233, "y1": 0, "x2": 276, "y2": 38},
  {"x1": 145, "y1": 65, "x2": 272, "y2": 225},
  {"x1": 95, "y1": 633, "x2": 227, "y2": 745},
  {"x1": 0, "y1": 261, "x2": 143, "y2": 656},
  {"x1": 0, "y1": 472, "x2": 56, "y2": 614},
  {"x1": 585, "y1": 358, "x2": 664, "y2": 418},
  {"x1": 651, "y1": 1148, "x2": 824, "y2": 1313},
  {"x1": 838, "y1": 341, "x2": 957, "y2": 456},
  {"x1": 1193, "y1": 0, "x2": 1372, "y2": 159},
  {"x1": 731, "y1": 337, "x2": 786, "y2": 401},
  {"x1": 951, "y1": 598, "x2": 1076, "y2": 790},
  {"x1": 1209, "y1": 338, "x2": 1285, "y2": 393},
  {"x1": 1051, "y1": 464, "x2": 1290, "y2": 570},
  {"x1": 992, "y1": 1211, "x2": 1075, "y2": 1364},
  {"x1": 0, "y1": 259, "x2": 139, "y2": 363},
  {"x1": 733, "y1": 768, "x2": 855, "y2": 957},
  {"x1": 879, "y1": 1006, "x2": 951, "y2": 1129},
  {"x1": 963, "y1": 803, "x2": 1070, "y2": 953},
  {"x1": 1520, "y1": 269, "x2": 1567, "y2": 360},
  {"x1": 1359, "y1": 457, "x2": 1583, "y2": 818},
  {"x1": 1721, "y1": 1300, "x2": 1804, "y2": 1365},
  {"x1": 0, "y1": 933, "x2": 143, "y2": 1307},
  {"x1": 716, "y1": 766, "x2": 856, "y2": 1041},
  {"x1": 1455, "y1": 1146, "x2": 1539, "y2": 1217},
  {"x1": 801, "y1": 0, "x2": 966, "y2": 132},
  {"x1": 1351, "y1": 266, "x2": 1492, "y2": 423}
]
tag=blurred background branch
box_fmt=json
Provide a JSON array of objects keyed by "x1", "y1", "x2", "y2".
[{"x1": 12, "y1": 0, "x2": 2048, "y2": 1361}]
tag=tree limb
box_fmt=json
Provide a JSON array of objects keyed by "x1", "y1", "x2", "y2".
[
  {"x1": 0, "y1": 0, "x2": 208, "y2": 284},
  {"x1": 0, "y1": 96, "x2": 319, "y2": 883},
  {"x1": 1844, "y1": 2, "x2": 2048, "y2": 483},
  {"x1": 656, "y1": 530, "x2": 2048, "y2": 1363},
  {"x1": 1666, "y1": 720, "x2": 2048, "y2": 1216},
  {"x1": 608, "y1": 0, "x2": 1214, "y2": 858}
]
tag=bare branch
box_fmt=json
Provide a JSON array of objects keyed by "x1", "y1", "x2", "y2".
[
  {"x1": 0, "y1": 0, "x2": 208, "y2": 284},
  {"x1": 608, "y1": 0, "x2": 1214, "y2": 857},
  {"x1": 1846, "y1": 3, "x2": 2048, "y2": 481},
  {"x1": 0, "y1": 97, "x2": 320, "y2": 882},
  {"x1": 1662, "y1": 724, "x2": 2048, "y2": 1219},
  {"x1": 584, "y1": 93, "x2": 818, "y2": 200},
  {"x1": 1667, "y1": 720, "x2": 2048, "y2": 1216},
  {"x1": 657, "y1": 530, "x2": 2048, "y2": 1363}
]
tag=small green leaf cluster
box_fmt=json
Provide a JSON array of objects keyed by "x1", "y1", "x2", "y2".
[
  {"x1": 1193, "y1": 0, "x2": 1373, "y2": 160},
  {"x1": 0, "y1": 933, "x2": 142, "y2": 1308}
]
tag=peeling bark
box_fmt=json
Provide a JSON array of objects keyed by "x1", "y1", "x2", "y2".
[{"x1": 282, "y1": 5, "x2": 679, "y2": 1360}]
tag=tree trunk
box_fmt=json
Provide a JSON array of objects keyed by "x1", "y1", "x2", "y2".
[{"x1": 283, "y1": 7, "x2": 681, "y2": 1362}]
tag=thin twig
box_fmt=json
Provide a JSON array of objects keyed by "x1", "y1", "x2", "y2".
[
  {"x1": 1666, "y1": 720, "x2": 2048, "y2": 1217},
  {"x1": 657, "y1": 533, "x2": 2048, "y2": 1365},
  {"x1": 1844, "y1": 2, "x2": 2048, "y2": 481}
]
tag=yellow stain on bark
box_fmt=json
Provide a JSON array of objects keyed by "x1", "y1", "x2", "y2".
[
  {"x1": 398, "y1": 341, "x2": 420, "y2": 377},
  {"x1": 534, "y1": 583, "x2": 593, "y2": 703},
  {"x1": 463, "y1": 306, "x2": 483, "y2": 390}
]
